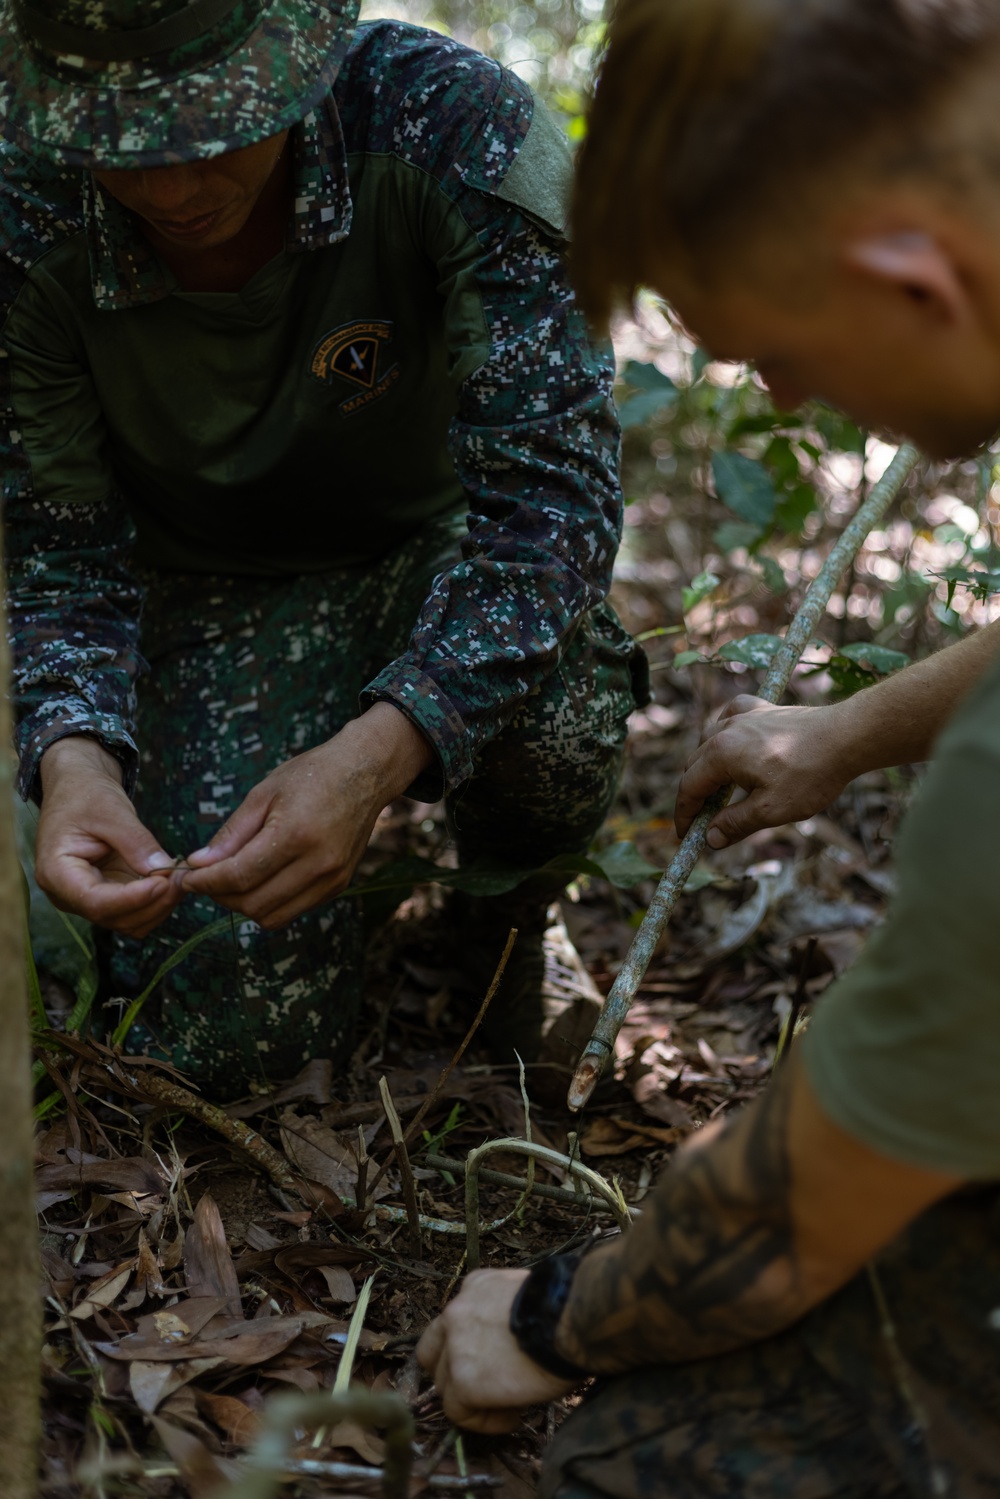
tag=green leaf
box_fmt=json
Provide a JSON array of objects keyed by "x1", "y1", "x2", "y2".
[
  {"x1": 711, "y1": 452, "x2": 777, "y2": 528},
  {"x1": 617, "y1": 361, "x2": 678, "y2": 430},
  {"x1": 682, "y1": 569, "x2": 720, "y2": 614},
  {"x1": 756, "y1": 556, "x2": 788, "y2": 596},
  {"x1": 713, "y1": 521, "x2": 764, "y2": 555},
  {"x1": 112, "y1": 915, "x2": 235, "y2": 1048},
  {"x1": 673, "y1": 649, "x2": 706, "y2": 668},
  {"x1": 762, "y1": 435, "x2": 800, "y2": 489},
  {"x1": 588, "y1": 841, "x2": 661, "y2": 887},
  {"x1": 836, "y1": 642, "x2": 909, "y2": 675},
  {"x1": 618, "y1": 388, "x2": 678, "y2": 430},
  {"x1": 348, "y1": 854, "x2": 530, "y2": 900},
  {"x1": 621, "y1": 359, "x2": 677, "y2": 392},
  {"x1": 812, "y1": 405, "x2": 866, "y2": 454},
  {"x1": 774, "y1": 482, "x2": 818, "y2": 536},
  {"x1": 726, "y1": 411, "x2": 787, "y2": 440},
  {"x1": 691, "y1": 347, "x2": 711, "y2": 381},
  {"x1": 928, "y1": 566, "x2": 1000, "y2": 605},
  {"x1": 683, "y1": 864, "x2": 721, "y2": 892},
  {"x1": 718, "y1": 633, "x2": 783, "y2": 669}
]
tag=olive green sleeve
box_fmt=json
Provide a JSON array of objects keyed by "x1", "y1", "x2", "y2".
[{"x1": 803, "y1": 653, "x2": 1000, "y2": 1178}]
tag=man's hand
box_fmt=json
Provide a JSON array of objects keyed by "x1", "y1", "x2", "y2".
[
  {"x1": 676, "y1": 621, "x2": 1000, "y2": 848},
  {"x1": 674, "y1": 697, "x2": 859, "y2": 848},
  {"x1": 36, "y1": 737, "x2": 184, "y2": 938},
  {"x1": 181, "y1": 703, "x2": 433, "y2": 929},
  {"x1": 416, "y1": 1269, "x2": 577, "y2": 1432}
]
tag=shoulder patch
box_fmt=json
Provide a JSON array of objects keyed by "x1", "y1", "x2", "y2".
[{"x1": 496, "y1": 95, "x2": 572, "y2": 238}]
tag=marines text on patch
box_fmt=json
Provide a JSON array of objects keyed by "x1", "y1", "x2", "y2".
[{"x1": 310, "y1": 319, "x2": 400, "y2": 414}]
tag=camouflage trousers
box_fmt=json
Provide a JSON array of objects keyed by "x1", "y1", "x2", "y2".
[
  {"x1": 112, "y1": 512, "x2": 643, "y2": 1094},
  {"x1": 541, "y1": 1187, "x2": 1000, "y2": 1499}
]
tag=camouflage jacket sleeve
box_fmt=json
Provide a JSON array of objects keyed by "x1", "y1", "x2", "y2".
[
  {"x1": 0, "y1": 163, "x2": 144, "y2": 802},
  {"x1": 359, "y1": 33, "x2": 623, "y2": 798}
]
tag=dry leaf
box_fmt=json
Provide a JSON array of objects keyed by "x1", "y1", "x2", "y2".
[
  {"x1": 631, "y1": 1074, "x2": 695, "y2": 1130},
  {"x1": 129, "y1": 1356, "x2": 224, "y2": 1415},
  {"x1": 151, "y1": 1416, "x2": 237, "y2": 1497},
  {"x1": 317, "y1": 1264, "x2": 356, "y2": 1303},
  {"x1": 279, "y1": 1110, "x2": 358, "y2": 1200},
  {"x1": 70, "y1": 1262, "x2": 133, "y2": 1320},
  {"x1": 244, "y1": 1222, "x2": 282, "y2": 1252},
  {"x1": 184, "y1": 1194, "x2": 241, "y2": 1316},
  {"x1": 138, "y1": 1296, "x2": 231, "y2": 1345},
  {"x1": 196, "y1": 1391, "x2": 263, "y2": 1447},
  {"x1": 227, "y1": 1059, "x2": 333, "y2": 1118},
  {"x1": 610, "y1": 1116, "x2": 683, "y2": 1146},
  {"x1": 273, "y1": 1243, "x2": 366, "y2": 1274},
  {"x1": 135, "y1": 1229, "x2": 167, "y2": 1298},
  {"x1": 98, "y1": 1312, "x2": 331, "y2": 1365},
  {"x1": 326, "y1": 1418, "x2": 385, "y2": 1466},
  {"x1": 36, "y1": 1157, "x2": 166, "y2": 1194},
  {"x1": 579, "y1": 1119, "x2": 649, "y2": 1157}
]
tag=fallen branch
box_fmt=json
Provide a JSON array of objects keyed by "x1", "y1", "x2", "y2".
[
  {"x1": 568, "y1": 441, "x2": 921, "y2": 1110},
  {"x1": 46, "y1": 1035, "x2": 317, "y2": 1202},
  {"x1": 121, "y1": 1067, "x2": 303, "y2": 1195}
]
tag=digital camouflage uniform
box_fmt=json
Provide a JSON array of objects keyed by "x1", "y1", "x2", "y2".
[
  {"x1": 544, "y1": 640, "x2": 1000, "y2": 1497},
  {"x1": 542, "y1": 1188, "x2": 1000, "y2": 1499},
  {"x1": 0, "y1": 0, "x2": 645, "y2": 1089}
]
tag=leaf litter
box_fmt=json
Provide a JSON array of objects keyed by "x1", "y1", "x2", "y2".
[{"x1": 31, "y1": 361, "x2": 928, "y2": 1496}]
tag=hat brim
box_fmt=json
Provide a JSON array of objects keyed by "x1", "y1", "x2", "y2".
[{"x1": 0, "y1": 0, "x2": 358, "y2": 167}]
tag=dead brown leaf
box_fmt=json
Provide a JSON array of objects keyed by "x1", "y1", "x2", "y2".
[
  {"x1": 129, "y1": 1356, "x2": 225, "y2": 1415},
  {"x1": 196, "y1": 1390, "x2": 263, "y2": 1447},
  {"x1": 317, "y1": 1264, "x2": 356, "y2": 1303},
  {"x1": 184, "y1": 1194, "x2": 241, "y2": 1316},
  {"x1": 151, "y1": 1415, "x2": 237, "y2": 1497},
  {"x1": 36, "y1": 1156, "x2": 166, "y2": 1195},
  {"x1": 326, "y1": 1418, "x2": 385, "y2": 1466},
  {"x1": 69, "y1": 1261, "x2": 133, "y2": 1321},
  {"x1": 580, "y1": 1118, "x2": 646, "y2": 1157},
  {"x1": 631, "y1": 1073, "x2": 695, "y2": 1129},
  {"x1": 279, "y1": 1110, "x2": 358, "y2": 1200}
]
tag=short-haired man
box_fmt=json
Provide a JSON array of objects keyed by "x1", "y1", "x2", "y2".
[
  {"x1": 418, "y1": 3, "x2": 1000, "y2": 1492},
  {"x1": 0, "y1": 0, "x2": 645, "y2": 1092}
]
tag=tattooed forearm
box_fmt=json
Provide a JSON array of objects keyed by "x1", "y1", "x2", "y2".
[{"x1": 555, "y1": 1060, "x2": 802, "y2": 1374}]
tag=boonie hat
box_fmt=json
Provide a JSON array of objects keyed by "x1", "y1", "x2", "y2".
[{"x1": 0, "y1": 0, "x2": 359, "y2": 167}]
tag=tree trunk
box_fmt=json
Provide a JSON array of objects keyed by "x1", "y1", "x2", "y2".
[{"x1": 0, "y1": 541, "x2": 41, "y2": 1493}]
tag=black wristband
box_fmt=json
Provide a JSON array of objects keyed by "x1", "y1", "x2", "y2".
[{"x1": 509, "y1": 1250, "x2": 591, "y2": 1383}]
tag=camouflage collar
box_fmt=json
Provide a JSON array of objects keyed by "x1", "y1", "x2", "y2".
[{"x1": 85, "y1": 99, "x2": 353, "y2": 311}]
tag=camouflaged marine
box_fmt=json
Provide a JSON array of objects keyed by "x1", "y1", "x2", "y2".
[{"x1": 0, "y1": 0, "x2": 646, "y2": 1091}]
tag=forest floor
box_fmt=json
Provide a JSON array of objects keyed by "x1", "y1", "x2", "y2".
[{"x1": 34, "y1": 329, "x2": 931, "y2": 1496}]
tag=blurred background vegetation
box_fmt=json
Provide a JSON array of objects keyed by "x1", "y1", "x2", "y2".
[{"x1": 359, "y1": 0, "x2": 1000, "y2": 822}]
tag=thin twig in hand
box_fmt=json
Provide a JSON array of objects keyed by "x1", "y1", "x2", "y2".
[
  {"x1": 379, "y1": 1077, "x2": 422, "y2": 1251},
  {"x1": 366, "y1": 927, "x2": 517, "y2": 1197}
]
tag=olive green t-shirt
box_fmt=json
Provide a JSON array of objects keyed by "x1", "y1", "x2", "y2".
[{"x1": 804, "y1": 647, "x2": 1000, "y2": 1178}]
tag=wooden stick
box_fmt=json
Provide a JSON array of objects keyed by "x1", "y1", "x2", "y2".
[
  {"x1": 568, "y1": 442, "x2": 921, "y2": 1111},
  {"x1": 379, "y1": 1077, "x2": 422, "y2": 1251}
]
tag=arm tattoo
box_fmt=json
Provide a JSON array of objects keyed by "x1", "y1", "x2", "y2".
[{"x1": 557, "y1": 1064, "x2": 799, "y2": 1373}]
